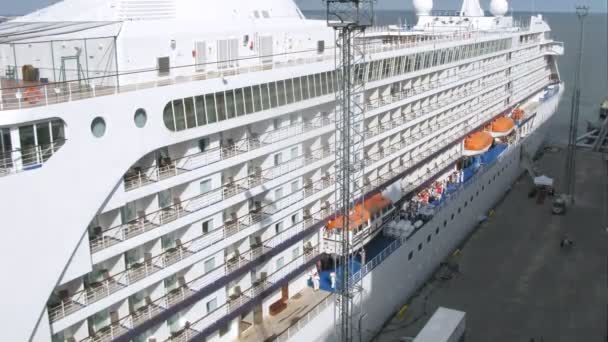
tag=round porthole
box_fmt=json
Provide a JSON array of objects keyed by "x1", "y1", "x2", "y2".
[
  {"x1": 91, "y1": 117, "x2": 106, "y2": 138},
  {"x1": 134, "y1": 108, "x2": 147, "y2": 128}
]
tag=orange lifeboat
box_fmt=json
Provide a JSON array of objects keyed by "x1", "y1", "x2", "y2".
[
  {"x1": 325, "y1": 193, "x2": 391, "y2": 232},
  {"x1": 487, "y1": 117, "x2": 515, "y2": 137},
  {"x1": 512, "y1": 108, "x2": 525, "y2": 121},
  {"x1": 463, "y1": 131, "x2": 493, "y2": 155}
]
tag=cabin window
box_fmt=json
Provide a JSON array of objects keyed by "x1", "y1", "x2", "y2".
[
  {"x1": 276, "y1": 256, "x2": 285, "y2": 269},
  {"x1": 206, "y1": 298, "x2": 217, "y2": 313},
  {"x1": 173, "y1": 99, "x2": 186, "y2": 131},
  {"x1": 225, "y1": 90, "x2": 236, "y2": 119},
  {"x1": 418, "y1": 243, "x2": 422, "y2": 251},
  {"x1": 184, "y1": 98, "x2": 196, "y2": 128},
  {"x1": 408, "y1": 251, "x2": 413, "y2": 260}
]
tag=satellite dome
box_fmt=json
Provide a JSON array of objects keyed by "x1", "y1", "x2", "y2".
[
  {"x1": 413, "y1": 0, "x2": 433, "y2": 15},
  {"x1": 490, "y1": 0, "x2": 508, "y2": 16}
]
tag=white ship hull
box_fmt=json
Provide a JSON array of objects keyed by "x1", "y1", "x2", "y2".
[{"x1": 281, "y1": 85, "x2": 563, "y2": 342}]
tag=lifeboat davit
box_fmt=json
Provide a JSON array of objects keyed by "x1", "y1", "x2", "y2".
[
  {"x1": 463, "y1": 131, "x2": 493, "y2": 156},
  {"x1": 512, "y1": 108, "x2": 525, "y2": 121},
  {"x1": 487, "y1": 116, "x2": 515, "y2": 137},
  {"x1": 325, "y1": 193, "x2": 391, "y2": 231}
]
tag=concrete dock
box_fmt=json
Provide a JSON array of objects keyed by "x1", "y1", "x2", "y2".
[{"x1": 374, "y1": 148, "x2": 608, "y2": 342}]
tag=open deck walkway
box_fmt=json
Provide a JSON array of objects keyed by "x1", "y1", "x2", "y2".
[{"x1": 375, "y1": 148, "x2": 608, "y2": 342}]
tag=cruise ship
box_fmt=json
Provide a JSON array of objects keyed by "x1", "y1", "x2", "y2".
[{"x1": 0, "y1": 0, "x2": 564, "y2": 341}]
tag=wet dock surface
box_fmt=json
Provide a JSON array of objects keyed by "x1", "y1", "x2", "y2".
[{"x1": 375, "y1": 148, "x2": 608, "y2": 342}]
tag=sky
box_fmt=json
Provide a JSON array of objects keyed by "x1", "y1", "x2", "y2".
[{"x1": 0, "y1": 0, "x2": 606, "y2": 15}]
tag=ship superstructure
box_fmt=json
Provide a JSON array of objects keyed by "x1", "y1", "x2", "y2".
[{"x1": 0, "y1": 0, "x2": 563, "y2": 341}]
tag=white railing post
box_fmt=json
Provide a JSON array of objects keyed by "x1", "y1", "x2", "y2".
[{"x1": 68, "y1": 82, "x2": 72, "y2": 102}]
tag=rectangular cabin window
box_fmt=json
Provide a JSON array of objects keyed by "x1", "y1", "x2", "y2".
[
  {"x1": 51, "y1": 120, "x2": 65, "y2": 142},
  {"x1": 195, "y1": 95, "x2": 207, "y2": 125},
  {"x1": 202, "y1": 219, "x2": 213, "y2": 234},
  {"x1": 314, "y1": 73, "x2": 321, "y2": 96},
  {"x1": 225, "y1": 90, "x2": 236, "y2": 119},
  {"x1": 301, "y1": 76, "x2": 310, "y2": 100},
  {"x1": 234, "y1": 88, "x2": 245, "y2": 116},
  {"x1": 204, "y1": 257, "x2": 215, "y2": 273},
  {"x1": 292, "y1": 247, "x2": 299, "y2": 260},
  {"x1": 158, "y1": 189, "x2": 172, "y2": 208},
  {"x1": 285, "y1": 79, "x2": 294, "y2": 104},
  {"x1": 276, "y1": 80, "x2": 286, "y2": 106},
  {"x1": 294, "y1": 77, "x2": 302, "y2": 102},
  {"x1": 269, "y1": 82, "x2": 278, "y2": 108},
  {"x1": 0, "y1": 128, "x2": 12, "y2": 165},
  {"x1": 184, "y1": 97, "x2": 197, "y2": 128},
  {"x1": 275, "y1": 221, "x2": 284, "y2": 234},
  {"x1": 200, "y1": 179, "x2": 212, "y2": 194},
  {"x1": 291, "y1": 180, "x2": 298, "y2": 193},
  {"x1": 206, "y1": 298, "x2": 217, "y2": 313},
  {"x1": 261, "y1": 83, "x2": 271, "y2": 110},
  {"x1": 328, "y1": 71, "x2": 336, "y2": 93},
  {"x1": 19, "y1": 125, "x2": 36, "y2": 164},
  {"x1": 290, "y1": 146, "x2": 298, "y2": 160},
  {"x1": 253, "y1": 85, "x2": 262, "y2": 112},
  {"x1": 215, "y1": 92, "x2": 226, "y2": 121},
  {"x1": 198, "y1": 138, "x2": 208, "y2": 152},
  {"x1": 205, "y1": 94, "x2": 217, "y2": 123},
  {"x1": 244, "y1": 86, "x2": 254, "y2": 114},
  {"x1": 276, "y1": 256, "x2": 285, "y2": 269},
  {"x1": 173, "y1": 99, "x2": 186, "y2": 131},
  {"x1": 320, "y1": 73, "x2": 327, "y2": 95}
]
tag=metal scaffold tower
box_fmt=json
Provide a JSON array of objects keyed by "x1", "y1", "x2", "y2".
[
  {"x1": 325, "y1": 0, "x2": 374, "y2": 341},
  {"x1": 563, "y1": 5, "x2": 589, "y2": 204}
]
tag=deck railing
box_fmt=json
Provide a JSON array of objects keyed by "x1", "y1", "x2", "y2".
[
  {"x1": 51, "y1": 171, "x2": 335, "y2": 323},
  {"x1": 123, "y1": 117, "x2": 333, "y2": 191},
  {"x1": 0, "y1": 29, "x2": 536, "y2": 112},
  {"x1": 169, "y1": 247, "x2": 321, "y2": 342},
  {"x1": 90, "y1": 143, "x2": 335, "y2": 254},
  {"x1": 0, "y1": 139, "x2": 65, "y2": 177}
]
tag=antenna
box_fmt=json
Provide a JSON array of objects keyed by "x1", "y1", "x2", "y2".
[{"x1": 325, "y1": 1, "x2": 374, "y2": 341}]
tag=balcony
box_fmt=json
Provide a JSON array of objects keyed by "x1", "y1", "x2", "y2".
[
  {"x1": 91, "y1": 145, "x2": 334, "y2": 254},
  {"x1": 123, "y1": 118, "x2": 333, "y2": 191},
  {"x1": 60, "y1": 177, "x2": 334, "y2": 330},
  {"x1": 169, "y1": 247, "x2": 321, "y2": 341}
]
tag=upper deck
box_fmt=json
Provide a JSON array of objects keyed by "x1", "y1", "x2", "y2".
[{"x1": 0, "y1": 20, "x2": 548, "y2": 113}]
